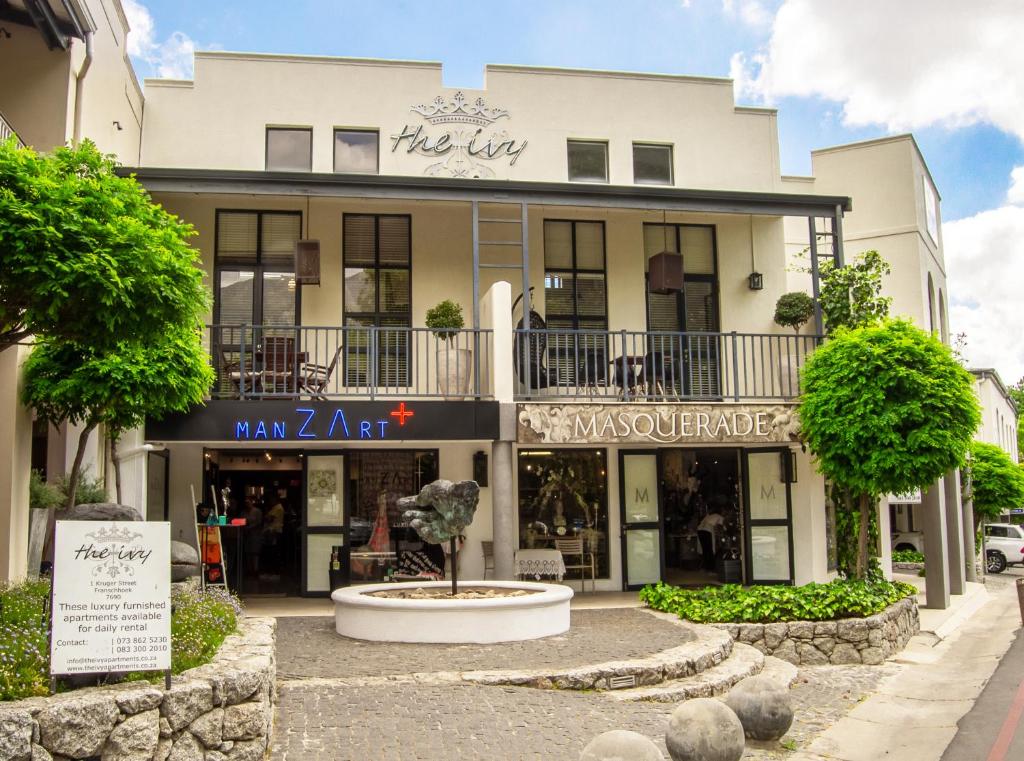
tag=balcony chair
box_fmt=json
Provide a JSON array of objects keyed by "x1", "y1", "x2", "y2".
[
  {"x1": 260, "y1": 336, "x2": 298, "y2": 396},
  {"x1": 638, "y1": 351, "x2": 672, "y2": 400},
  {"x1": 554, "y1": 537, "x2": 596, "y2": 593},
  {"x1": 576, "y1": 347, "x2": 610, "y2": 396},
  {"x1": 299, "y1": 344, "x2": 344, "y2": 400},
  {"x1": 513, "y1": 314, "x2": 550, "y2": 394}
]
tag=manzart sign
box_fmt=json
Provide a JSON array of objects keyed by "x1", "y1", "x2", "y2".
[
  {"x1": 391, "y1": 91, "x2": 527, "y2": 178},
  {"x1": 51, "y1": 521, "x2": 171, "y2": 675},
  {"x1": 517, "y1": 404, "x2": 801, "y2": 445}
]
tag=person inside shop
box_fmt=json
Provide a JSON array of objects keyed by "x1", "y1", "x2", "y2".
[
  {"x1": 263, "y1": 491, "x2": 285, "y2": 573},
  {"x1": 697, "y1": 509, "x2": 724, "y2": 571},
  {"x1": 243, "y1": 496, "x2": 263, "y2": 575}
]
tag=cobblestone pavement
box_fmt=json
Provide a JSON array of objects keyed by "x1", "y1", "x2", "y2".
[
  {"x1": 271, "y1": 652, "x2": 893, "y2": 759},
  {"x1": 275, "y1": 608, "x2": 695, "y2": 679}
]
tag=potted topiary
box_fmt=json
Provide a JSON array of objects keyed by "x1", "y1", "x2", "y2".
[
  {"x1": 773, "y1": 291, "x2": 816, "y2": 397},
  {"x1": 426, "y1": 299, "x2": 471, "y2": 399}
]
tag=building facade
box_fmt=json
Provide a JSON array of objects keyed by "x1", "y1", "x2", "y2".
[{"x1": 0, "y1": 8, "x2": 974, "y2": 604}]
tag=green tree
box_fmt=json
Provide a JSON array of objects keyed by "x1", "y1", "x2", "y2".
[
  {"x1": 800, "y1": 319, "x2": 980, "y2": 578},
  {"x1": 1008, "y1": 378, "x2": 1024, "y2": 463},
  {"x1": 818, "y1": 250, "x2": 892, "y2": 334},
  {"x1": 773, "y1": 292, "x2": 815, "y2": 334},
  {"x1": 966, "y1": 441, "x2": 1024, "y2": 527},
  {"x1": 0, "y1": 138, "x2": 206, "y2": 354}
]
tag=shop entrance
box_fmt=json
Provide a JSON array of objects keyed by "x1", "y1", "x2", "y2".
[{"x1": 205, "y1": 451, "x2": 303, "y2": 596}]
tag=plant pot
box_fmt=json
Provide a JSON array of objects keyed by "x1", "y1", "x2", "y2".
[
  {"x1": 778, "y1": 350, "x2": 803, "y2": 399},
  {"x1": 436, "y1": 346, "x2": 472, "y2": 399}
]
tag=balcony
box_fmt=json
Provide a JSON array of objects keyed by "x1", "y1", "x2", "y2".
[
  {"x1": 208, "y1": 325, "x2": 493, "y2": 400},
  {"x1": 206, "y1": 324, "x2": 819, "y2": 404},
  {"x1": 515, "y1": 328, "x2": 820, "y2": 402}
]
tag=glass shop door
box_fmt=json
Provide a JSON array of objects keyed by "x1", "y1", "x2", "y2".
[
  {"x1": 619, "y1": 451, "x2": 664, "y2": 589},
  {"x1": 743, "y1": 449, "x2": 795, "y2": 584},
  {"x1": 303, "y1": 454, "x2": 347, "y2": 595}
]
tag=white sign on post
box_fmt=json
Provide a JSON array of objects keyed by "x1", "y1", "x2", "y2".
[{"x1": 51, "y1": 521, "x2": 171, "y2": 675}]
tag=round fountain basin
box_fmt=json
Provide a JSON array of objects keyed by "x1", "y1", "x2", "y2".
[{"x1": 332, "y1": 580, "x2": 573, "y2": 643}]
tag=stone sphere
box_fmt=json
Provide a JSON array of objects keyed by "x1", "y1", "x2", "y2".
[
  {"x1": 171, "y1": 540, "x2": 201, "y2": 581},
  {"x1": 665, "y1": 698, "x2": 745, "y2": 761},
  {"x1": 724, "y1": 675, "x2": 794, "y2": 741},
  {"x1": 581, "y1": 730, "x2": 665, "y2": 761}
]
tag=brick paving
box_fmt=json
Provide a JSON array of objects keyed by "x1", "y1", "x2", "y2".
[
  {"x1": 275, "y1": 608, "x2": 695, "y2": 679},
  {"x1": 269, "y1": 608, "x2": 895, "y2": 760}
]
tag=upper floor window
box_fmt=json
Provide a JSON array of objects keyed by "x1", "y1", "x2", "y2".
[
  {"x1": 266, "y1": 127, "x2": 312, "y2": 172},
  {"x1": 922, "y1": 175, "x2": 939, "y2": 244},
  {"x1": 633, "y1": 143, "x2": 673, "y2": 185},
  {"x1": 334, "y1": 129, "x2": 379, "y2": 173},
  {"x1": 567, "y1": 140, "x2": 608, "y2": 183}
]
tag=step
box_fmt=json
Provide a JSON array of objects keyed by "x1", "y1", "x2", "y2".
[
  {"x1": 461, "y1": 624, "x2": 734, "y2": 691},
  {"x1": 607, "y1": 642, "x2": 765, "y2": 703}
]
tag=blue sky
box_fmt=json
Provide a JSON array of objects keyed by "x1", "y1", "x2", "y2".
[{"x1": 125, "y1": 0, "x2": 1024, "y2": 381}]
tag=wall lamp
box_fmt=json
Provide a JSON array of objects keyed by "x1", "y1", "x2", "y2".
[
  {"x1": 748, "y1": 272, "x2": 764, "y2": 290},
  {"x1": 112, "y1": 120, "x2": 123, "y2": 131}
]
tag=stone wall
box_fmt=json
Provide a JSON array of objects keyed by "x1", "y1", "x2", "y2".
[
  {"x1": 0, "y1": 617, "x2": 276, "y2": 761},
  {"x1": 711, "y1": 597, "x2": 919, "y2": 666}
]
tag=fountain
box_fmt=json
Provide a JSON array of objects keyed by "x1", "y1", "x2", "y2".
[{"x1": 332, "y1": 479, "x2": 572, "y2": 643}]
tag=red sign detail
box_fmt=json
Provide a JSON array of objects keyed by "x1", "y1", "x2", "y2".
[{"x1": 390, "y1": 402, "x2": 414, "y2": 426}]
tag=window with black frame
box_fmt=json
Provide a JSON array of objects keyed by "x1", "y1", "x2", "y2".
[
  {"x1": 343, "y1": 214, "x2": 411, "y2": 388},
  {"x1": 543, "y1": 220, "x2": 608, "y2": 388},
  {"x1": 518, "y1": 449, "x2": 609, "y2": 579},
  {"x1": 643, "y1": 223, "x2": 720, "y2": 398},
  {"x1": 214, "y1": 210, "x2": 301, "y2": 396}
]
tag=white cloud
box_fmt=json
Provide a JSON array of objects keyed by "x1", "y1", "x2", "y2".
[
  {"x1": 944, "y1": 200, "x2": 1024, "y2": 384},
  {"x1": 732, "y1": 0, "x2": 1024, "y2": 140},
  {"x1": 722, "y1": 0, "x2": 772, "y2": 28},
  {"x1": 123, "y1": 0, "x2": 196, "y2": 80},
  {"x1": 1008, "y1": 166, "x2": 1024, "y2": 205}
]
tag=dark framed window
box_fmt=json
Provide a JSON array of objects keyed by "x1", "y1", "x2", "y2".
[
  {"x1": 334, "y1": 129, "x2": 379, "y2": 173},
  {"x1": 633, "y1": 143, "x2": 673, "y2": 185},
  {"x1": 567, "y1": 140, "x2": 608, "y2": 183},
  {"x1": 643, "y1": 223, "x2": 720, "y2": 397},
  {"x1": 343, "y1": 214, "x2": 412, "y2": 386},
  {"x1": 266, "y1": 127, "x2": 312, "y2": 171},
  {"x1": 517, "y1": 448, "x2": 610, "y2": 579}
]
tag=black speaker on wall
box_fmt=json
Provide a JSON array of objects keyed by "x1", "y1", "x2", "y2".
[{"x1": 473, "y1": 451, "x2": 489, "y2": 487}]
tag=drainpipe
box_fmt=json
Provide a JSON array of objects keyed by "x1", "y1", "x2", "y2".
[{"x1": 71, "y1": 30, "x2": 94, "y2": 144}]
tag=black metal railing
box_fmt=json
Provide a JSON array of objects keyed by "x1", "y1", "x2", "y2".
[
  {"x1": 208, "y1": 325, "x2": 492, "y2": 400},
  {"x1": 513, "y1": 328, "x2": 821, "y2": 401}
]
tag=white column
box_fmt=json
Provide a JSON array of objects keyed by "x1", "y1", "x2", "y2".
[
  {"x1": 943, "y1": 471, "x2": 966, "y2": 595},
  {"x1": 492, "y1": 440, "x2": 515, "y2": 580},
  {"x1": 878, "y1": 497, "x2": 893, "y2": 581},
  {"x1": 0, "y1": 346, "x2": 33, "y2": 581},
  {"x1": 921, "y1": 480, "x2": 950, "y2": 609}
]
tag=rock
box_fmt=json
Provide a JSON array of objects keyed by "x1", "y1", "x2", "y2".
[
  {"x1": 813, "y1": 621, "x2": 837, "y2": 637},
  {"x1": 154, "y1": 737, "x2": 173, "y2": 761},
  {"x1": 787, "y1": 621, "x2": 816, "y2": 640},
  {"x1": 226, "y1": 738, "x2": 267, "y2": 761},
  {"x1": 31, "y1": 744, "x2": 52, "y2": 761},
  {"x1": 724, "y1": 674, "x2": 795, "y2": 741},
  {"x1": 0, "y1": 710, "x2": 34, "y2": 761},
  {"x1": 867, "y1": 628, "x2": 883, "y2": 646},
  {"x1": 222, "y1": 703, "x2": 268, "y2": 741},
  {"x1": 168, "y1": 731, "x2": 204, "y2": 761},
  {"x1": 763, "y1": 623, "x2": 788, "y2": 650},
  {"x1": 830, "y1": 643, "x2": 862, "y2": 664},
  {"x1": 209, "y1": 669, "x2": 263, "y2": 706},
  {"x1": 115, "y1": 686, "x2": 163, "y2": 715},
  {"x1": 205, "y1": 752, "x2": 227, "y2": 761},
  {"x1": 189, "y1": 708, "x2": 224, "y2": 748},
  {"x1": 36, "y1": 694, "x2": 119, "y2": 758},
  {"x1": 64, "y1": 503, "x2": 143, "y2": 521},
  {"x1": 837, "y1": 618, "x2": 869, "y2": 642},
  {"x1": 218, "y1": 741, "x2": 235, "y2": 752},
  {"x1": 172, "y1": 541, "x2": 201, "y2": 582},
  {"x1": 771, "y1": 640, "x2": 799, "y2": 665},
  {"x1": 160, "y1": 717, "x2": 173, "y2": 738},
  {"x1": 665, "y1": 698, "x2": 744, "y2": 761},
  {"x1": 161, "y1": 682, "x2": 214, "y2": 731},
  {"x1": 860, "y1": 647, "x2": 885, "y2": 665},
  {"x1": 812, "y1": 637, "x2": 836, "y2": 656},
  {"x1": 580, "y1": 730, "x2": 664, "y2": 760},
  {"x1": 737, "y1": 624, "x2": 764, "y2": 644},
  {"x1": 101, "y1": 708, "x2": 159, "y2": 761},
  {"x1": 796, "y1": 642, "x2": 829, "y2": 665}
]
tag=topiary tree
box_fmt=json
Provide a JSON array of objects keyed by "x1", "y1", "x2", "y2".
[
  {"x1": 425, "y1": 299, "x2": 465, "y2": 344},
  {"x1": 0, "y1": 138, "x2": 207, "y2": 355},
  {"x1": 800, "y1": 319, "x2": 980, "y2": 578},
  {"x1": 966, "y1": 441, "x2": 1024, "y2": 529},
  {"x1": 818, "y1": 250, "x2": 891, "y2": 334},
  {"x1": 774, "y1": 292, "x2": 815, "y2": 334}
]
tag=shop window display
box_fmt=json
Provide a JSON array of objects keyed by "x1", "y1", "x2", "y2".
[{"x1": 518, "y1": 449, "x2": 609, "y2": 578}]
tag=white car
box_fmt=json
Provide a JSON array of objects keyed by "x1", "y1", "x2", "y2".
[{"x1": 983, "y1": 523, "x2": 1024, "y2": 574}]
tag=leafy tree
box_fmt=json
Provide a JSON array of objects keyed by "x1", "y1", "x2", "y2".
[
  {"x1": 818, "y1": 250, "x2": 892, "y2": 334},
  {"x1": 800, "y1": 319, "x2": 980, "y2": 578},
  {"x1": 773, "y1": 292, "x2": 815, "y2": 334},
  {"x1": 0, "y1": 138, "x2": 206, "y2": 354},
  {"x1": 966, "y1": 441, "x2": 1024, "y2": 527},
  {"x1": 22, "y1": 328, "x2": 213, "y2": 507},
  {"x1": 1008, "y1": 378, "x2": 1024, "y2": 462}
]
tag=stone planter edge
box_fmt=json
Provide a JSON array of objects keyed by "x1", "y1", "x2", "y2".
[
  {"x1": 709, "y1": 596, "x2": 919, "y2": 666},
  {"x1": 0, "y1": 616, "x2": 276, "y2": 761}
]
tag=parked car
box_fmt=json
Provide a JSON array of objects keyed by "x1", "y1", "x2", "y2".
[{"x1": 983, "y1": 523, "x2": 1024, "y2": 574}]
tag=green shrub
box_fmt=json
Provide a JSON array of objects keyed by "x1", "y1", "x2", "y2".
[
  {"x1": 892, "y1": 549, "x2": 925, "y2": 564},
  {"x1": 773, "y1": 291, "x2": 815, "y2": 333},
  {"x1": 425, "y1": 299, "x2": 465, "y2": 342},
  {"x1": 54, "y1": 470, "x2": 108, "y2": 506},
  {"x1": 0, "y1": 579, "x2": 239, "y2": 701},
  {"x1": 29, "y1": 470, "x2": 61, "y2": 510},
  {"x1": 639, "y1": 579, "x2": 917, "y2": 624}
]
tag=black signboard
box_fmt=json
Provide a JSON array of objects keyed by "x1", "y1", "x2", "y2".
[{"x1": 145, "y1": 400, "x2": 500, "y2": 443}]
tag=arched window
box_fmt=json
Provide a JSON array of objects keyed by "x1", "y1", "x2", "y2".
[
  {"x1": 938, "y1": 288, "x2": 948, "y2": 344},
  {"x1": 926, "y1": 273, "x2": 936, "y2": 333}
]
